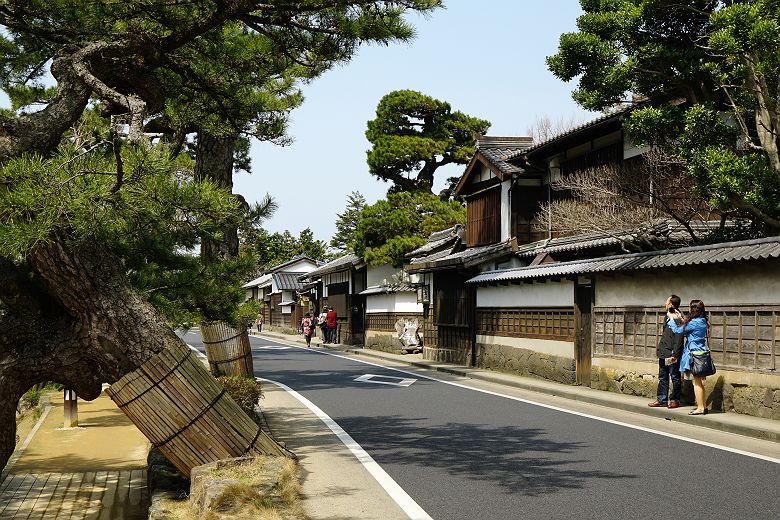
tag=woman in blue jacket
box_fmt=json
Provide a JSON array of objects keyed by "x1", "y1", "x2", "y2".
[{"x1": 667, "y1": 300, "x2": 710, "y2": 415}]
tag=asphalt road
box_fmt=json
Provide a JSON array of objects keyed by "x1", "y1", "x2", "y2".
[{"x1": 183, "y1": 331, "x2": 780, "y2": 520}]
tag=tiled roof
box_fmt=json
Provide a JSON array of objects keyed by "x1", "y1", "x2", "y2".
[
  {"x1": 303, "y1": 253, "x2": 362, "y2": 279},
  {"x1": 359, "y1": 282, "x2": 417, "y2": 296},
  {"x1": 520, "y1": 107, "x2": 631, "y2": 157},
  {"x1": 515, "y1": 220, "x2": 727, "y2": 258},
  {"x1": 273, "y1": 272, "x2": 307, "y2": 291},
  {"x1": 466, "y1": 236, "x2": 780, "y2": 285},
  {"x1": 406, "y1": 225, "x2": 463, "y2": 260},
  {"x1": 476, "y1": 136, "x2": 533, "y2": 175},
  {"x1": 407, "y1": 240, "x2": 514, "y2": 272}
]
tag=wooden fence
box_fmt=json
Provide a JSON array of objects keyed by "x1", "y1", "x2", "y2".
[{"x1": 594, "y1": 305, "x2": 779, "y2": 372}]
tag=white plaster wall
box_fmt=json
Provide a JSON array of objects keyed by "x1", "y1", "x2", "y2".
[
  {"x1": 596, "y1": 264, "x2": 780, "y2": 307},
  {"x1": 366, "y1": 292, "x2": 423, "y2": 313},
  {"x1": 477, "y1": 334, "x2": 574, "y2": 358},
  {"x1": 367, "y1": 264, "x2": 400, "y2": 286},
  {"x1": 477, "y1": 281, "x2": 574, "y2": 308},
  {"x1": 623, "y1": 137, "x2": 651, "y2": 160},
  {"x1": 501, "y1": 179, "x2": 511, "y2": 241},
  {"x1": 282, "y1": 259, "x2": 319, "y2": 273}
]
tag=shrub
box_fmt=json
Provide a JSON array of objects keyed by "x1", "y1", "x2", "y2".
[{"x1": 217, "y1": 376, "x2": 263, "y2": 420}]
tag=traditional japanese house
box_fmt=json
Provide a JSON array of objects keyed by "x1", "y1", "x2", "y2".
[
  {"x1": 242, "y1": 255, "x2": 322, "y2": 329},
  {"x1": 459, "y1": 110, "x2": 727, "y2": 385},
  {"x1": 299, "y1": 253, "x2": 366, "y2": 345},
  {"x1": 467, "y1": 236, "x2": 780, "y2": 419}
]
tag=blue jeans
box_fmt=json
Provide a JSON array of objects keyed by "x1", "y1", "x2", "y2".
[
  {"x1": 328, "y1": 327, "x2": 337, "y2": 344},
  {"x1": 657, "y1": 358, "x2": 681, "y2": 403}
]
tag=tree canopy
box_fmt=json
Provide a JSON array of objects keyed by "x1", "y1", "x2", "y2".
[
  {"x1": 0, "y1": 0, "x2": 442, "y2": 468},
  {"x1": 353, "y1": 191, "x2": 465, "y2": 267},
  {"x1": 365, "y1": 89, "x2": 490, "y2": 197},
  {"x1": 547, "y1": 0, "x2": 780, "y2": 233}
]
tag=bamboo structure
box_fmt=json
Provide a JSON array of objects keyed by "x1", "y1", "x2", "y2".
[
  {"x1": 106, "y1": 342, "x2": 288, "y2": 477},
  {"x1": 200, "y1": 322, "x2": 254, "y2": 377}
]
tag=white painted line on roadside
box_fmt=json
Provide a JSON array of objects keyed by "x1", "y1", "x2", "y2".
[
  {"x1": 257, "y1": 346, "x2": 291, "y2": 350},
  {"x1": 255, "y1": 336, "x2": 780, "y2": 464},
  {"x1": 355, "y1": 374, "x2": 417, "y2": 387},
  {"x1": 257, "y1": 377, "x2": 433, "y2": 520},
  {"x1": 185, "y1": 343, "x2": 208, "y2": 360}
]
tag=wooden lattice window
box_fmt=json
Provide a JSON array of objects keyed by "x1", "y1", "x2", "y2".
[
  {"x1": 476, "y1": 308, "x2": 575, "y2": 341},
  {"x1": 593, "y1": 305, "x2": 779, "y2": 372}
]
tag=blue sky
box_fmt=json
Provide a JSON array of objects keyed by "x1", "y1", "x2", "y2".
[{"x1": 235, "y1": 0, "x2": 595, "y2": 244}]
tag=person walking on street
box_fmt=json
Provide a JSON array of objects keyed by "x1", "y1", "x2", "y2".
[
  {"x1": 319, "y1": 307, "x2": 329, "y2": 343},
  {"x1": 648, "y1": 295, "x2": 684, "y2": 409},
  {"x1": 301, "y1": 313, "x2": 314, "y2": 347},
  {"x1": 667, "y1": 300, "x2": 711, "y2": 415},
  {"x1": 255, "y1": 314, "x2": 263, "y2": 333},
  {"x1": 326, "y1": 306, "x2": 338, "y2": 344}
]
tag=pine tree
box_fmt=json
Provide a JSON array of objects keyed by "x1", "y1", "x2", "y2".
[{"x1": 330, "y1": 191, "x2": 366, "y2": 253}]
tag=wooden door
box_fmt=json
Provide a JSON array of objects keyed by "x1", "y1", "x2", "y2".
[{"x1": 574, "y1": 279, "x2": 594, "y2": 386}]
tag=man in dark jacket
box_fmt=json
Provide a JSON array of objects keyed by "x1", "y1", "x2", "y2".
[{"x1": 649, "y1": 295, "x2": 685, "y2": 408}]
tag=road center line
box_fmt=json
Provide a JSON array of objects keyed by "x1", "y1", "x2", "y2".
[
  {"x1": 256, "y1": 377, "x2": 433, "y2": 520},
  {"x1": 254, "y1": 337, "x2": 780, "y2": 464}
]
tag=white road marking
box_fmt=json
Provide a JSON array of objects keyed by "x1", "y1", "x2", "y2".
[
  {"x1": 185, "y1": 343, "x2": 208, "y2": 360},
  {"x1": 355, "y1": 374, "x2": 417, "y2": 387},
  {"x1": 257, "y1": 346, "x2": 291, "y2": 350},
  {"x1": 258, "y1": 337, "x2": 780, "y2": 464},
  {"x1": 257, "y1": 377, "x2": 432, "y2": 520}
]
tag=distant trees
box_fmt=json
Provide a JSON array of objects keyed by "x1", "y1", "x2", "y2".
[
  {"x1": 330, "y1": 191, "x2": 366, "y2": 253},
  {"x1": 243, "y1": 228, "x2": 329, "y2": 270},
  {"x1": 365, "y1": 90, "x2": 490, "y2": 198},
  {"x1": 353, "y1": 191, "x2": 465, "y2": 267}
]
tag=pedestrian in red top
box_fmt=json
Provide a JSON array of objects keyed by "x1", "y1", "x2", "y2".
[{"x1": 326, "y1": 307, "x2": 337, "y2": 344}]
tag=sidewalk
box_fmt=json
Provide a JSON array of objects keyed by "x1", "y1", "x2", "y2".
[
  {"x1": 1, "y1": 388, "x2": 150, "y2": 519},
  {"x1": 253, "y1": 329, "x2": 780, "y2": 444}
]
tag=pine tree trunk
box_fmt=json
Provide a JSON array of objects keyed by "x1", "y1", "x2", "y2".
[
  {"x1": 0, "y1": 237, "x2": 182, "y2": 469},
  {"x1": 196, "y1": 131, "x2": 239, "y2": 260}
]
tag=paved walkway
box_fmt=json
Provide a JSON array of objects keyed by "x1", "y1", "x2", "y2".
[{"x1": 1, "y1": 389, "x2": 150, "y2": 519}]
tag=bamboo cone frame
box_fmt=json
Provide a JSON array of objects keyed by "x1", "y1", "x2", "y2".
[
  {"x1": 200, "y1": 322, "x2": 254, "y2": 378},
  {"x1": 107, "y1": 342, "x2": 287, "y2": 477}
]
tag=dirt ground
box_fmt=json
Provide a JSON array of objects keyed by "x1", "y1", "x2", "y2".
[{"x1": 10, "y1": 389, "x2": 150, "y2": 473}]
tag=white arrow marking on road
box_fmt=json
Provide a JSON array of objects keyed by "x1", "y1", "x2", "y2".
[{"x1": 355, "y1": 374, "x2": 417, "y2": 387}]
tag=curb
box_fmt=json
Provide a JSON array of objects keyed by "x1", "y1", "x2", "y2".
[
  {"x1": 253, "y1": 331, "x2": 780, "y2": 444},
  {"x1": 2, "y1": 394, "x2": 53, "y2": 482}
]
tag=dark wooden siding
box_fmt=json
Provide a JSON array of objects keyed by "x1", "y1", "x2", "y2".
[
  {"x1": 476, "y1": 308, "x2": 575, "y2": 341},
  {"x1": 511, "y1": 184, "x2": 547, "y2": 245},
  {"x1": 365, "y1": 312, "x2": 426, "y2": 332},
  {"x1": 465, "y1": 187, "x2": 501, "y2": 247},
  {"x1": 594, "y1": 305, "x2": 780, "y2": 372}
]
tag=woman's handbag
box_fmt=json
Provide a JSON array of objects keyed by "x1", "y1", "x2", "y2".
[{"x1": 690, "y1": 351, "x2": 716, "y2": 376}]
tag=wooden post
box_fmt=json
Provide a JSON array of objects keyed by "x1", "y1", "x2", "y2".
[{"x1": 63, "y1": 388, "x2": 78, "y2": 427}]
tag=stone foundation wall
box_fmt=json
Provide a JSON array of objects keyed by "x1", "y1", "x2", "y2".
[
  {"x1": 365, "y1": 330, "x2": 408, "y2": 354},
  {"x1": 590, "y1": 358, "x2": 780, "y2": 419},
  {"x1": 475, "y1": 342, "x2": 576, "y2": 385},
  {"x1": 423, "y1": 346, "x2": 470, "y2": 365}
]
